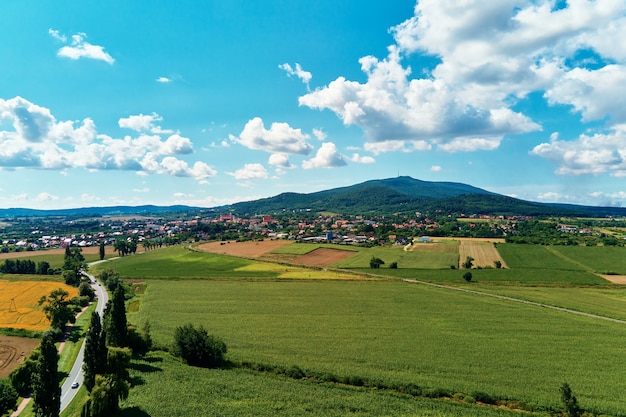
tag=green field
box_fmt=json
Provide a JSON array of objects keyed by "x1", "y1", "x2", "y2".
[
  {"x1": 549, "y1": 245, "x2": 626, "y2": 274},
  {"x1": 76, "y1": 243, "x2": 626, "y2": 416},
  {"x1": 120, "y1": 352, "x2": 526, "y2": 417},
  {"x1": 331, "y1": 244, "x2": 458, "y2": 269},
  {"x1": 269, "y1": 242, "x2": 360, "y2": 256}
]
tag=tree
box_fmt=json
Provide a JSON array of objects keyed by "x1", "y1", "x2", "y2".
[
  {"x1": 463, "y1": 272, "x2": 472, "y2": 282},
  {"x1": 33, "y1": 334, "x2": 60, "y2": 417},
  {"x1": 389, "y1": 262, "x2": 398, "y2": 269},
  {"x1": 369, "y1": 256, "x2": 385, "y2": 269},
  {"x1": 63, "y1": 247, "x2": 86, "y2": 282},
  {"x1": 79, "y1": 281, "x2": 95, "y2": 301},
  {"x1": 104, "y1": 286, "x2": 127, "y2": 347},
  {"x1": 173, "y1": 323, "x2": 227, "y2": 368},
  {"x1": 0, "y1": 379, "x2": 18, "y2": 416},
  {"x1": 493, "y1": 260, "x2": 502, "y2": 269},
  {"x1": 560, "y1": 382, "x2": 582, "y2": 417},
  {"x1": 99, "y1": 242, "x2": 105, "y2": 261},
  {"x1": 83, "y1": 312, "x2": 107, "y2": 392},
  {"x1": 38, "y1": 288, "x2": 76, "y2": 332},
  {"x1": 462, "y1": 256, "x2": 474, "y2": 269}
]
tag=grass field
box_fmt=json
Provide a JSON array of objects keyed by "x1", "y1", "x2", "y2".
[
  {"x1": 496, "y1": 244, "x2": 587, "y2": 271},
  {"x1": 127, "y1": 278, "x2": 626, "y2": 415}
]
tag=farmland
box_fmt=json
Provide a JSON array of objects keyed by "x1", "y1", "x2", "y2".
[{"x1": 6, "y1": 238, "x2": 626, "y2": 416}]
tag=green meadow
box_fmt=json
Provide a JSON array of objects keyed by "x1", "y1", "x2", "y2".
[{"x1": 79, "y1": 242, "x2": 626, "y2": 416}]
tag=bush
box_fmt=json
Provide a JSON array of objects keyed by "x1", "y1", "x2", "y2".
[
  {"x1": 172, "y1": 323, "x2": 227, "y2": 368},
  {"x1": 389, "y1": 262, "x2": 398, "y2": 269},
  {"x1": 463, "y1": 272, "x2": 472, "y2": 282}
]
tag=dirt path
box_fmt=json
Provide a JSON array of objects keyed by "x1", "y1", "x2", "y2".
[{"x1": 403, "y1": 279, "x2": 626, "y2": 325}]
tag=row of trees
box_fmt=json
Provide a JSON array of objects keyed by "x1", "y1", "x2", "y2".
[
  {"x1": 81, "y1": 282, "x2": 152, "y2": 417},
  {"x1": 0, "y1": 258, "x2": 51, "y2": 274}
]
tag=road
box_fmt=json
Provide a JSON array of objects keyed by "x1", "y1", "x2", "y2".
[{"x1": 60, "y1": 266, "x2": 109, "y2": 412}]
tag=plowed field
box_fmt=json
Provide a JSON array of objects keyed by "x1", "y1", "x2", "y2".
[
  {"x1": 458, "y1": 239, "x2": 507, "y2": 269},
  {"x1": 292, "y1": 248, "x2": 356, "y2": 267},
  {"x1": 197, "y1": 240, "x2": 293, "y2": 258},
  {"x1": 0, "y1": 335, "x2": 39, "y2": 378}
]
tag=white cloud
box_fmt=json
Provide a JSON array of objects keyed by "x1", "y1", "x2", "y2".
[
  {"x1": 133, "y1": 187, "x2": 150, "y2": 193},
  {"x1": 0, "y1": 96, "x2": 215, "y2": 182},
  {"x1": 52, "y1": 31, "x2": 114, "y2": 64},
  {"x1": 531, "y1": 124, "x2": 626, "y2": 176},
  {"x1": 350, "y1": 153, "x2": 375, "y2": 164},
  {"x1": 37, "y1": 192, "x2": 58, "y2": 201},
  {"x1": 430, "y1": 165, "x2": 442, "y2": 172},
  {"x1": 48, "y1": 28, "x2": 66, "y2": 42},
  {"x1": 302, "y1": 142, "x2": 347, "y2": 169},
  {"x1": 268, "y1": 153, "x2": 293, "y2": 168},
  {"x1": 227, "y1": 163, "x2": 269, "y2": 180},
  {"x1": 156, "y1": 76, "x2": 172, "y2": 83},
  {"x1": 298, "y1": 0, "x2": 626, "y2": 159},
  {"x1": 279, "y1": 62, "x2": 312, "y2": 90},
  {"x1": 364, "y1": 140, "x2": 430, "y2": 155},
  {"x1": 118, "y1": 113, "x2": 174, "y2": 134},
  {"x1": 312, "y1": 128, "x2": 327, "y2": 141},
  {"x1": 230, "y1": 117, "x2": 313, "y2": 155}
]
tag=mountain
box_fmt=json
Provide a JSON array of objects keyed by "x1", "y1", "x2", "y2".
[
  {"x1": 2, "y1": 177, "x2": 626, "y2": 218},
  {"x1": 224, "y1": 176, "x2": 626, "y2": 217}
]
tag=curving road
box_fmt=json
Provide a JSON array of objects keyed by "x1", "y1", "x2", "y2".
[{"x1": 60, "y1": 266, "x2": 108, "y2": 412}]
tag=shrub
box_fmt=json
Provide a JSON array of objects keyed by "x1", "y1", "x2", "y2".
[
  {"x1": 463, "y1": 272, "x2": 472, "y2": 282},
  {"x1": 389, "y1": 262, "x2": 398, "y2": 269},
  {"x1": 172, "y1": 323, "x2": 227, "y2": 368}
]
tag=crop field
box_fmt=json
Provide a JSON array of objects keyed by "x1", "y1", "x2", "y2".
[
  {"x1": 495, "y1": 244, "x2": 588, "y2": 271},
  {"x1": 291, "y1": 248, "x2": 356, "y2": 266},
  {"x1": 548, "y1": 246, "x2": 626, "y2": 274},
  {"x1": 122, "y1": 352, "x2": 525, "y2": 417},
  {"x1": 0, "y1": 335, "x2": 39, "y2": 378},
  {"x1": 331, "y1": 245, "x2": 458, "y2": 269},
  {"x1": 196, "y1": 240, "x2": 293, "y2": 258},
  {"x1": 127, "y1": 277, "x2": 626, "y2": 415},
  {"x1": 0, "y1": 280, "x2": 78, "y2": 331},
  {"x1": 458, "y1": 239, "x2": 507, "y2": 269}
]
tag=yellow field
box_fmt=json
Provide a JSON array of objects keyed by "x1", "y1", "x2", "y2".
[
  {"x1": 0, "y1": 280, "x2": 79, "y2": 331},
  {"x1": 234, "y1": 262, "x2": 372, "y2": 280},
  {"x1": 457, "y1": 239, "x2": 508, "y2": 269}
]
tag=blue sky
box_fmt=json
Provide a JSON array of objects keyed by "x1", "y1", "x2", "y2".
[{"x1": 2, "y1": 0, "x2": 626, "y2": 210}]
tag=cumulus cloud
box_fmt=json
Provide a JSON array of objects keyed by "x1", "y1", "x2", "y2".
[
  {"x1": 312, "y1": 128, "x2": 327, "y2": 141},
  {"x1": 51, "y1": 30, "x2": 114, "y2": 64},
  {"x1": 279, "y1": 63, "x2": 312, "y2": 90},
  {"x1": 229, "y1": 117, "x2": 313, "y2": 155},
  {"x1": 302, "y1": 142, "x2": 347, "y2": 169},
  {"x1": 531, "y1": 124, "x2": 626, "y2": 176},
  {"x1": 350, "y1": 153, "x2": 375, "y2": 164},
  {"x1": 0, "y1": 96, "x2": 216, "y2": 182},
  {"x1": 268, "y1": 153, "x2": 293, "y2": 168},
  {"x1": 298, "y1": 0, "x2": 626, "y2": 165},
  {"x1": 227, "y1": 163, "x2": 269, "y2": 180},
  {"x1": 156, "y1": 76, "x2": 172, "y2": 83}
]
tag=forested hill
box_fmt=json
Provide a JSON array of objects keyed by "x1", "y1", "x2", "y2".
[
  {"x1": 2, "y1": 177, "x2": 626, "y2": 218},
  {"x1": 224, "y1": 176, "x2": 626, "y2": 217}
]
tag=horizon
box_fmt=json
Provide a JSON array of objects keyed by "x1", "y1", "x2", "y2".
[{"x1": 2, "y1": 1, "x2": 626, "y2": 210}]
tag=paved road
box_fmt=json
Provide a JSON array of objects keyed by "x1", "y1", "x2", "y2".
[{"x1": 60, "y1": 267, "x2": 108, "y2": 412}]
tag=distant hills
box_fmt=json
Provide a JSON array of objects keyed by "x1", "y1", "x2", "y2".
[
  {"x1": 224, "y1": 176, "x2": 626, "y2": 217},
  {"x1": 1, "y1": 177, "x2": 625, "y2": 218}
]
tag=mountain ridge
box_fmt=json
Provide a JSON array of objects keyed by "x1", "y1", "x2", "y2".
[{"x1": 1, "y1": 177, "x2": 625, "y2": 218}]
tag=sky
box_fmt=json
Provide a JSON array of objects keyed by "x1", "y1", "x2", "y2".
[{"x1": 2, "y1": 0, "x2": 626, "y2": 210}]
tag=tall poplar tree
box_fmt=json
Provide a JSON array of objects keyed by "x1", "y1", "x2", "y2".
[
  {"x1": 33, "y1": 334, "x2": 60, "y2": 417},
  {"x1": 83, "y1": 312, "x2": 107, "y2": 392},
  {"x1": 104, "y1": 286, "x2": 127, "y2": 347}
]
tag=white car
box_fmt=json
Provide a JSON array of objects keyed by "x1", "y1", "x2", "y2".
[{"x1": 71, "y1": 382, "x2": 79, "y2": 389}]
